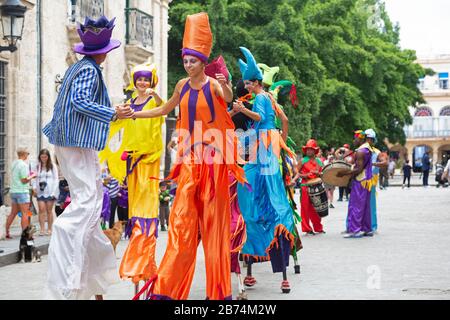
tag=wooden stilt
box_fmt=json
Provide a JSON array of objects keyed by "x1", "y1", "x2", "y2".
[{"x1": 135, "y1": 282, "x2": 140, "y2": 299}]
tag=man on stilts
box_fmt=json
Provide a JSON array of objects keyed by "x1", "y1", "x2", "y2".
[{"x1": 43, "y1": 16, "x2": 133, "y2": 300}]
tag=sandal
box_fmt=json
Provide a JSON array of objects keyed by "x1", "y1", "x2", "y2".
[
  {"x1": 281, "y1": 280, "x2": 291, "y2": 293},
  {"x1": 46, "y1": 230, "x2": 52, "y2": 236},
  {"x1": 243, "y1": 276, "x2": 257, "y2": 287}
]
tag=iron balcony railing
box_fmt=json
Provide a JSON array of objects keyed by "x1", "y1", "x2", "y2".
[
  {"x1": 125, "y1": 7, "x2": 153, "y2": 49},
  {"x1": 404, "y1": 116, "x2": 450, "y2": 138},
  {"x1": 70, "y1": 0, "x2": 104, "y2": 22}
]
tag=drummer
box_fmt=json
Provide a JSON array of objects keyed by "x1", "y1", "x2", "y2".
[
  {"x1": 337, "y1": 130, "x2": 373, "y2": 238},
  {"x1": 293, "y1": 139, "x2": 325, "y2": 235}
]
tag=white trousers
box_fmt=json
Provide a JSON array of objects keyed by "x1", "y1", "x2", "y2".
[{"x1": 45, "y1": 146, "x2": 118, "y2": 300}]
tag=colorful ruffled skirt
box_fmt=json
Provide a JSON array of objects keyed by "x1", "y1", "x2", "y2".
[{"x1": 237, "y1": 134, "x2": 295, "y2": 272}]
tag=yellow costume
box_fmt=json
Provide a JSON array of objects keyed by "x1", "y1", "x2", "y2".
[{"x1": 99, "y1": 62, "x2": 165, "y2": 283}]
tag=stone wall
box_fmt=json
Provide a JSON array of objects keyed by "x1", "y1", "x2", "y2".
[{"x1": 1, "y1": 0, "x2": 171, "y2": 196}]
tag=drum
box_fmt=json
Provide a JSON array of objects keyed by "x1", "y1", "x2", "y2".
[
  {"x1": 322, "y1": 160, "x2": 352, "y2": 187},
  {"x1": 305, "y1": 178, "x2": 329, "y2": 218}
]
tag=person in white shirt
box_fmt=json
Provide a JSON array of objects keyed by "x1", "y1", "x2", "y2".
[
  {"x1": 32, "y1": 149, "x2": 59, "y2": 236},
  {"x1": 323, "y1": 155, "x2": 336, "y2": 208},
  {"x1": 167, "y1": 133, "x2": 178, "y2": 169},
  {"x1": 443, "y1": 160, "x2": 450, "y2": 181},
  {"x1": 388, "y1": 159, "x2": 396, "y2": 179}
]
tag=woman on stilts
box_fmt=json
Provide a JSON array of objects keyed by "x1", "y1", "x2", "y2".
[
  {"x1": 130, "y1": 13, "x2": 246, "y2": 300},
  {"x1": 235, "y1": 47, "x2": 296, "y2": 294},
  {"x1": 99, "y1": 61, "x2": 165, "y2": 293}
]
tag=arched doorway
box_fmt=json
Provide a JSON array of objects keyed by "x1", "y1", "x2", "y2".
[
  {"x1": 389, "y1": 145, "x2": 408, "y2": 162},
  {"x1": 412, "y1": 145, "x2": 433, "y2": 173},
  {"x1": 438, "y1": 144, "x2": 450, "y2": 166}
]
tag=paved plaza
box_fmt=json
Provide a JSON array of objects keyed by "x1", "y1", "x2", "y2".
[{"x1": 0, "y1": 184, "x2": 449, "y2": 300}]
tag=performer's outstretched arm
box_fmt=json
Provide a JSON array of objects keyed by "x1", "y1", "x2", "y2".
[{"x1": 133, "y1": 80, "x2": 184, "y2": 119}]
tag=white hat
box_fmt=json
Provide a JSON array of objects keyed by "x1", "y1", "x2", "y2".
[{"x1": 364, "y1": 129, "x2": 377, "y2": 139}]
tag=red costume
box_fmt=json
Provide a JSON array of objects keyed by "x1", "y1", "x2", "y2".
[{"x1": 299, "y1": 140, "x2": 324, "y2": 233}]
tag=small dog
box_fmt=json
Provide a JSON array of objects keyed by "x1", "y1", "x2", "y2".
[
  {"x1": 103, "y1": 221, "x2": 127, "y2": 252},
  {"x1": 19, "y1": 225, "x2": 41, "y2": 263}
]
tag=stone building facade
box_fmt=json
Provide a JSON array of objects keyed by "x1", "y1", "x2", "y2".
[
  {"x1": 389, "y1": 54, "x2": 450, "y2": 171},
  {"x1": 0, "y1": 0, "x2": 171, "y2": 194}
]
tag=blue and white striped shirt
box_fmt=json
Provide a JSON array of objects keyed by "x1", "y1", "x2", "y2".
[
  {"x1": 43, "y1": 56, "x2": 115, "y2": 151},
  {"x1": 106, "y1": 178, "x2": 120, "y2": 198}
]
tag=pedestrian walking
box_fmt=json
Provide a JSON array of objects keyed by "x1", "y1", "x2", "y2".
[
  {"x1": 5, "y1": 147, "x2": 36, "y2": 239},
  {"x1": 32, "y1": 149, "x2": 59, "y2": 236},
  {"x1": 402, "y1": 160, "x2": 412, "y2": 188},
  {"x1": 388, "y1": 158, "x2": 396, "y2": 179},
  {"x1": 158, "y1": 181, "x2": 172, "y2": 232},
  {"x1": 422, "y1": 151, "x2": 431, "y2": 186},
  {"x1": 379, "y1": 150, "x2": 389, "y2": 189},
  {"x1": 42, "y1": 16, "x2": 133, "y2": 300}
]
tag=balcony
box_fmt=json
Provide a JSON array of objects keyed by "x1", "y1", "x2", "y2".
[
  {"x1": 68, "y1": 0, "x2": 104, "y2": 22},
  {"x1": 405, "y1": 116, "x2": 450, "y2": 139},
  {"x1": 78, "y1": 0, "x2": 104, "y2": 20},
  {"x1": 124, "y1": 7, "x2": 154, "y2": 65}
]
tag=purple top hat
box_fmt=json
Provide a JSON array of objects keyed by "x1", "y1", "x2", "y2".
[{"x1": 73, "y1": 16, "x2": 121, "y2": 55}]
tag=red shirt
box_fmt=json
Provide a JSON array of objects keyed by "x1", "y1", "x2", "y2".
[{"x1": 300, "y1": 157, "x2": 323, "y2": 183}]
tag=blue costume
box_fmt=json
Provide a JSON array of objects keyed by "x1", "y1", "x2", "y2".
[{"x1": 236, "y1": 47, "x2": 295, "y2": 273}]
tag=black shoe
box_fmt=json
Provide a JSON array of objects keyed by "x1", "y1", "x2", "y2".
[
  {"x1": 306, "y1": 231, "x2": 315, "y2": 235},
  {"x1": 337, "y1": 198, "x2": 343, "y2": 202},
  {"x1": 316, "y1": 231, "x2": 326, "y2": 234},
  {"x1": 329, "y1": 203, "x2": 335, "y2": 208},
  {"x1": 160, "y1": 226, "x2": 166, "y2": 231}
]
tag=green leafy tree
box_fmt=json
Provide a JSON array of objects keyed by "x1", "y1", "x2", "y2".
[{"x1": 166, "y1": 0, "x2": 426, "y2": 151}]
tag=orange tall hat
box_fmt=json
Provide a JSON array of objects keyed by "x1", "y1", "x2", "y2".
[{"x1": 182, "y1": 12, "x2": 212, "y2": 62}]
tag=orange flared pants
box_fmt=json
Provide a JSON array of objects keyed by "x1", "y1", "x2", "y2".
[
  {"x1": 152, "y1": 161, "x2": 231, "y2": 300},
  {"x1": 119, "y1": 157, "x2": 160, "y2": 283}
]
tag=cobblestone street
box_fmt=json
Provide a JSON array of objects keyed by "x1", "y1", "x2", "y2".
[{"x1": 1, "y1": 185, "x2": 449, "y2": 300}]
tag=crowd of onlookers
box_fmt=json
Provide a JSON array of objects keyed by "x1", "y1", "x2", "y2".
[
  {"x1": 1, "y1": 145, "x2": 177, "y2": 238},
  {"x1": 1, "y1": 142, "x2": 448, "y2": 237}
]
